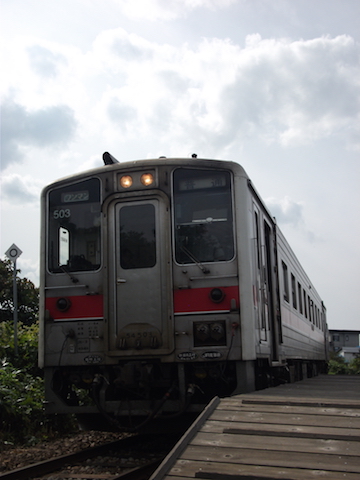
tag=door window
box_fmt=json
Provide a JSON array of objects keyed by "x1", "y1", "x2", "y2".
[{"x1": 120, "y1": 204, "x2": 156, "y2": 269}]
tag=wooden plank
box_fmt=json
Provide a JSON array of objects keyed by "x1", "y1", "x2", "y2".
[
  {"x1": 151, "y1": 376, "x2": 360, "y2": 479},
  {"x1": 52, "y1": 475, "x2": 121, "y2": 479},
  {"x1": 149, "y1": 397, "x2": 220, "y2": 480},
  {"x1": 221, "y1": 391, "x2": 360, "y2": 410},
  {"x1": 240, "y1": 396, "x2": 360, "y2": 408},
  {"x1": 200, "y1": 419, "x2": 360, "y2": 441},
  {"x1": 159, "y1": 478, "x2": 184, "y2": 480},
  {"x1": 165, "y1": 459, "x2": 360, "y2": 480},
  {"x1": 236, "y1": 376, "x2": 360, "y2": 406},
  {"x1": 180, "y1": 445, "x2": 360, "y2": 473},
  {"x1": 223, "y1": 375, "x2": 360, "y2": 408},
  {"x1": 208, "y1": 408, "x2": 360, "y2": 428},
  {"x1": 160, "y1": 477, "x2": 184, "y2": 480},
  {"x1": 217, "y1": 402, "x2": 360, "y2": 417},
  {"x1": 190, "y1": 431, "x2": 360, "y2": 456}
]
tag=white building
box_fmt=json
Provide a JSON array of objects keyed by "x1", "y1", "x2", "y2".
[{"x1": 338, "y1": 346, "x2": 360, "y2": 363}]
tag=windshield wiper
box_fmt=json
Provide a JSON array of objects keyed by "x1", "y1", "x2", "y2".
[
  {"x1": 180, "y1": 245, "x2": 210, "y2": 274},
  {"x1": 59, "y1": 264, "x2": 79, "y2": 284}
]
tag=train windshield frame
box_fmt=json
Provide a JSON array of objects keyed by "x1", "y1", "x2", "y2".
[
  {"x1": 47, "y1": 177, "x2": 101, "y2": 273},
  {"x1": 173, "y1": 168, "x2": 235, "y2": 264}
]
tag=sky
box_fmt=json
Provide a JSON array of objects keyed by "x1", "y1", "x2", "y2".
[{"x1": 1, "y1": 0, "x2": 359, "y2": 331}]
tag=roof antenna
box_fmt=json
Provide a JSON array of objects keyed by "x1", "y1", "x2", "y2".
[
  {"x1": 103, "y1": 152, "x2": 119, "y2": 165},
  {"x1": 191, "y1": 153, "x2": 197, "y2": 158}
]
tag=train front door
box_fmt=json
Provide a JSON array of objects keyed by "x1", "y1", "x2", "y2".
[{"x1": 108, "y1": 196, "x2": 173, "y2": 355}]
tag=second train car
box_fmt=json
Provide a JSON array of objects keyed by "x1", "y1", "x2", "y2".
[{"x1": 39, "y1": 154, "x2": 328, "y2": 428}]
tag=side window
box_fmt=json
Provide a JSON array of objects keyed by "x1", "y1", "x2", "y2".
[
  {"x1": 291, "y1": 273, "x2": 297, "y2": 309},
  {"x1": 303, "y1": 290, "x2": 308, "y2": 318},
  {"x1": 308, "y1": 297, "x2": 313, "y2": 323},
  {"x1": 254, "y1": 210, "x2": 261, "y2": 269},
  {"x1": 311, "y1": 300, "x2": 315, "y2": 324},
  {"x1": 298, "y1": 282, "x2": 303, "y2": 314},
  {"x1": 282, "y1": 261, "x2": 289, "y2": 302},
  {"x1": 59, "y1": 227, "x2": 70, "y2": 266}
]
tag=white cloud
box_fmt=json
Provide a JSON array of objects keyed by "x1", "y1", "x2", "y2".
[
  {"x1": 0, "y1": 173, "x2": 43, "y2": 205},
  {"x1": 112, "y1": 0, "x2": 237, "y2": 21},
  {"x1": 2, "y1": 30, "x2": 358, "y2": 165},
  {"x1": 265, "y1": 196, "x2": 323, "y2": 247},
  {"x1": 16, "y1": 256, "x2": 39, "y2": 286},
  {"x1": 107, "y1": 97, "x2": 138, "y2": 129},
  {"x1": 27, "y1": 45, "x2": 67, "y2": 78},
  {"x1": 220, "y1": 35, "x2": 360, "y2": 149},
  {"x1": 1, "y1": 97, "x2": 77, "y2": 169},
  {"x1": 265, "y1": 196, "x2": 304, "y2": 227},
  {"x1": 80, "y1": 30, "x2": 359, "y2": 158}
]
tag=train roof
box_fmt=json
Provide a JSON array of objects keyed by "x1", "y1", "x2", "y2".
[{"x1": 42, "y1": 154, "x2": 249, "y2": 192}]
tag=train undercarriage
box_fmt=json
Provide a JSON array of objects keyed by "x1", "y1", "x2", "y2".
[{"x1": 45, "y1": 357, "x2": 326, "y2": 431}]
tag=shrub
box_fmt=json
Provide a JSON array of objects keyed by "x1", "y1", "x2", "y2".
[
  {"x1": 0, "y1": 259, "x2": 39, "y2": 326},
  {"x1": 328, "y1": 357, "x2": 349, "y2": 375},
  {"x1": 0, "y1": 321, "x2": 40, "y2": 376},
  {"x1": 0, "y1": 359, "x2": 44, "y2": 445},
  {"x1": 349, "y1": 356, "x2": 360, "y2": 375},
  {"x1": 328, "y1": 351, "x2": 360, "y2": 375},
  {"x1": 0, "y1": 322, "x2": 77, "y2": 447},
  {"x1": 0, "y1": 264, "x2": 78, "y2": 447}
]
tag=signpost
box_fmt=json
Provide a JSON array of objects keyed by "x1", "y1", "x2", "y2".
[{"x1": 5, "y1": 244, "x2": 23, "y2": 356}]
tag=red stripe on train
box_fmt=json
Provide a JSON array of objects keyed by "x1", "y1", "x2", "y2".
[
  {"x1": 174, "y1": 286, "x2": 239, "y2": 313},
  {"x1": 45, "y1": 295, "x2": 103, "y2": 320}
]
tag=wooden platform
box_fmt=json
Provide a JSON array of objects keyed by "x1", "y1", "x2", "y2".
[{"x1": 150, "y1": 375, "x2": 360, "y2": 480}]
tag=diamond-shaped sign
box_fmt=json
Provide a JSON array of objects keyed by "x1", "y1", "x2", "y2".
[{"x1": 5, "y1": 244, "x2": 22, "y2": 263}]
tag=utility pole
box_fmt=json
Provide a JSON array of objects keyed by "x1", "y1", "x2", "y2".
[{"x1": 5, "y1": 244, "x2": 23, "y2": 356}]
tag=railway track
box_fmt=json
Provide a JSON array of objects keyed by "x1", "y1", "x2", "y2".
[{"x1": 0, "y1": 433, "x2": 178, "y2": 480}]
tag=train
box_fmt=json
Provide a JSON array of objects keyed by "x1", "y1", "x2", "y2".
[{"x1": 39, "y1": 153, "x2": 329, "y2": 429}]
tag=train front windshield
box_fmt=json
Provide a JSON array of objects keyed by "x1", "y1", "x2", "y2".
[
  {"x1": 173, "y1": 168, "x2": 234, "y2": 264},
  {"x1": 47, "y1": 178, "x2": 101, "y2": 273}
]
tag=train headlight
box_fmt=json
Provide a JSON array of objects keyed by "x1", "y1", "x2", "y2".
[
  {"x1": 210, "y1": 288, "x2": 225, "y2": 303},
  {"x1": 140, "y1": 173, "x2": 154, "y2": 186},
  {"x1": 193, "y1": 320, "x2": 226, "y2": 347},
  {"x1": 210, "y1": 322, "x2": 225, "y2": 341},
  {"x1": 120, "y1": 175, "x2": 133, "y2": 188},
  {"x1": 195, "y1": 323, "x2": 210, "y2": 342},
  {"x1": 56, "y1": 297, "x2": 71, "y2": 312}
]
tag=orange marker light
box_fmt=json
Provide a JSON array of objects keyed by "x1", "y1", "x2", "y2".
[
  {"x1": 140, "y1": 173, "x2": 154, "y2": 186},
  {"x1": 120, "y1": 175, "x2": 133, "y2": 188}
]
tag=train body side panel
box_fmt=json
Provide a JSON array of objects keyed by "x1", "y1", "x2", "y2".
[
  {"x1": 276, "y1": 227, "x2": 327, "y2": 363},
  {"x1": 232, "y1": 169, "x2": 258, "y2": 362}
]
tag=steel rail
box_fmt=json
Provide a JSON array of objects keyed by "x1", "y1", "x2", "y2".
[
  {"x1": 113, "y1": 459, "x2": 162, "y2": 480},
  {"x1": 0, "y1": 434, "x2": 144, "y2": 480}
]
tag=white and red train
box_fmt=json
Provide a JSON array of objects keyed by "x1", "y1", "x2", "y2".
[{"x1": 39, "y1": 154, "x2": 328, "y2": 428}]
